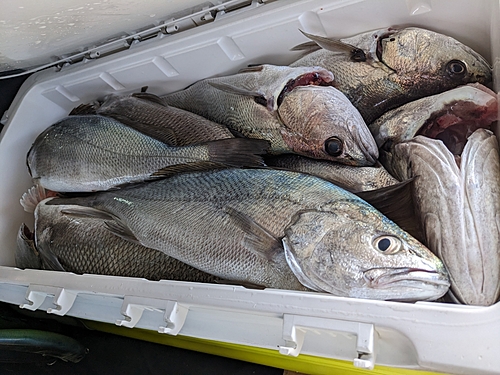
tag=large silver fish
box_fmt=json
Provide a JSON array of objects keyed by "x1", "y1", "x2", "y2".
[
  {"x1": 71, "y1": 92, "x2": 235, "y2": 146},
  {"x1": 370, "y1": 83, "x2": 498, "y2": 155},
  {"x1": 47, "y1": 168, "x2": 449, "y2": 301},
  {"x1": 27, "y1": 115, "x2": 268, "y2": 192},
  {"x1": 291, "y1": 27, "x2": 492, "y2": 123},
  {"x1": 385, "y1": 130, "x2": 500, "y2": 306},
  {"x1": 162, "y1": 65, "x2": 378, "y2": 166},
  {"x1": 16, "y1": 199, "x2": 218, "y2": 283}
]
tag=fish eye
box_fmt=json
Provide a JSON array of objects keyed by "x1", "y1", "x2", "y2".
[
  {"x1": 373, "y1": 236, "x2": 402, "y2": 254},
  {"x1": 446, "y1": 60, "x2": 467, "y2": 78},
  {"x1": 324, "y1": 137, "x2": 344, "y2": 157}
]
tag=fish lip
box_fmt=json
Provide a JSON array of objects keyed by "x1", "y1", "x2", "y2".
[{"x1": 363, "y1": 267, "x2": 450, "y2": 288}]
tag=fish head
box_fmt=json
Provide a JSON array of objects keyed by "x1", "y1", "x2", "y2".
[
  {"x1": 277, "y1": 86, "x2": 378, "y2": 166},
  {"x1": 283, "y1": 206, "x2": 450, "y2": 301},
  {"x1": 379, "y1": 27, "x2": 492, "y2": 91}
]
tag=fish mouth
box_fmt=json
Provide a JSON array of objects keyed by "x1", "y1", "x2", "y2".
[
  {"x1": 415, "y1": 97, "x2": 497, "y2": 155},
  {"x1": 277, "y1": 71, "x2": 334, "y2": 107},
  {"x1": 363, "y1": 267, "x2": 450, "y2": 289}
]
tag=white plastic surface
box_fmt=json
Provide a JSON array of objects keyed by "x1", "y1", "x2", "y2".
[{"x1": 0, "y1": 0, "x2": 499, "y2": 374}]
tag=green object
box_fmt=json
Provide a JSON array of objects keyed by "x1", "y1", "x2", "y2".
[
  {"x1": 0, "y1": 329, "x2": 87, "y2": 363},
  {"x1": 84, "y1": 320, "x2": 441, "y2": 375}
]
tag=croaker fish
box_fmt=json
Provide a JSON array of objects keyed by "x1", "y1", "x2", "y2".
[
  {"x1": 27, "y1": 115, "x2": 268, "y2": 192},
  {"x1": 265, "y1": 154, "x2": 399, "y2": 193},
  {"x1": 291, "y1": 27, "x2": 492, "y2": 123},
  {"x1": 162, "y1": 65, "x2": 378, "y2": 166},
  {"x1": 370, "y1": 83, "x2": 498, "y2": 155},
  {"x1": 47, "y1": 168, "x2": 449, "y2": 301},
  {"x1": 16, "y1": 199, "x2": 218, "y2": 283},
  {"x1": 385, "y1": 130, "x2": 500, "y2": 306},
  {"x1": 72, "y1": 93, "x2": 235, "y2": 146}
]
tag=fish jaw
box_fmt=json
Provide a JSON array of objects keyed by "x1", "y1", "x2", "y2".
[
  {"x1": 362, "y1": 268, "x2": 450, "y2": 301},
  {"x1": 283, "y1": 207, "x2": 448, "y2": 301},
  {"x1": 278, "y1": 86, "x2": 378, "y2": 166}
]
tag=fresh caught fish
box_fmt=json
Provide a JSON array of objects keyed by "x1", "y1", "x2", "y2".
[
  {"x1": 72, "y1": 93, "x2": 235, "y2": 146},
  {"x1": 385, "y1": 130, "x2": 500, "y2": 306},
  {"x1": 47, "y1": 168, "x2": 449, "y2": 301},
  {"x1": 370, "y1": 83, "x2": 498, "y2": 155},
  {"x1": 291, "y1": 27, "x2": 492, "y2": 123},
  {"x1": 16, "y1": 199, "x2": 218, "y2": 283},
  {"x1": 162, "y1": 65, "x2": 378, "y2": 166},
  {"x1": 27, "y1": 115, "x2": 268, "y2": 192},
  {"x1": 265, "y1": 154, "x2": 398, "y2": 193}
]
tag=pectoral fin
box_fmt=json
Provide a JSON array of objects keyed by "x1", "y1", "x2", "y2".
[
  {"x1": 224, "y1": 206, "x2": 283, "y2": 262},
  {"x1": 299, "y1": 30, "x2": 367, "y2": 61},
  {"x1": 208, "y1": 81, "x2": 264, "y2": 98}
]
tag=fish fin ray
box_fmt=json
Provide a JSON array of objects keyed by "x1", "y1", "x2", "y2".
[
  {"x1": 356, "y1": 178, "x2": 425, "y2": 243},
  {"x1": 60, "y1": 207, "x2": 114, "y2": 221},
  {"x1": 224, "y1": 206, "x2": 283, "y2": 262},
  {"x1": 15, "y1": 223, "x2": 43, "y2": 270},
  {"x1": 299, "y1": 29, "x2": 366, "y2": 61},
  {"x1": 38, "y1": 242, "x2": 67, "y2": 272},
  {"x1": 104, "y1": 220, "x2": 142, "y2": 245},
  {"x1": 290, "y1": 41, "x2": 322, "y2": 52},
  {"x1": 131, "y1": 92, "x2": 167, "y2": 106},
  {"x1": 206, "y1": 138, "x2": 269, "y2": 167},
  {"x1": 69, "y1": 102, "x2": 100, "y2": 116}
]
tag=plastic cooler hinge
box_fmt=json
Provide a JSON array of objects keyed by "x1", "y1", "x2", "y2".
[{"x1": 20, "y1": 284, "x2": 78, "y2": 316}]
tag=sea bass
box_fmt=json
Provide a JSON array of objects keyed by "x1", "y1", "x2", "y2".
[
  {"x1": 291, "y1": 27, "x2": 492, "y2": 123},
  {"x1": 47, "y1": 168, "x2": 449, "y2": 301},
  {"x1": 384, "y1": 130, "x2": 500, "y2": 306},
  {"x1": 162, "y1": 65, "x2": 378, "y2": 166},
  {"x1": 72, "y1": 93, "x2": 234, "y2": 146},
  {"x1": 16, "y1": 199, "x2": 218, "y2": 283},
  {"x1": 27, "y1": 115, "x2": 268, "y2": 192},
  {"x1": 370, "y1": 83, "x2": 498, "y2": 155}
]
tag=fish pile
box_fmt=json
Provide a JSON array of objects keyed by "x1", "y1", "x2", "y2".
[{"x1": 17, "y1": 25, "x2": 498, "y2": 305}]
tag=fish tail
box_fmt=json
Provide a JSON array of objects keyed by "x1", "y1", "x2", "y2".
[
  {"x1": 206, "y1": 138, "x2": 270, "y2": 168},
  {"x1": 20, "y1": 184, "x2": 59, "y2": 213}
]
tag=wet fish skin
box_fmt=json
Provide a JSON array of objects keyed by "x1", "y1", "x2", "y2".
[
  {"x1": 265, "y1": 154, "x2": 398, "y2": 193},
  {"x1": 27, "y1": 115, "x2": 268, "y2": 192},
  {"x1": 162, "y1": 65, "x2": 378, "y2": 166},
  {"x1": 15, "y1": 199, "x2": 218, "y2": 283},
  {"x1": 388, "y1": 130, "x2": 500, "y2": 306},
  {"x1": 291, "y1": 27, "x2": 492, "y2": 123},
  {"x1": 94, "y1": 93, "x2": 235, "y2": 146},
  {"x1": 47, "y1": 168, "x2": 449, "y2": 301},
  {"x1": 370, "y1": 83, "x2": 498, "y2": 154}
]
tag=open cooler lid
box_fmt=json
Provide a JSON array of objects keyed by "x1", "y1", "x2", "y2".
[{"x1": 0, "y1": 0, "x2": 253, "y2": 76}]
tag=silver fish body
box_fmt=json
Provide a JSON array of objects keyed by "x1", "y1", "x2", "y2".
[
  {"x1": 27, "y1": 115, "x2": 267, "y2": 192},
  {"x1": 16, "y1": 199, "x2": 218, "y2": 283},
  {"x1": 292, "y1": 27, "x2": 492, "y2": 123},
  {"x1": 162, "y1": 64, "x2": 378, "y2": 166},
  {"x1": 47, "y1": 168, "x2": 449, "y2": 301},
  {"x1": 386, "y1": 130, "x2": 500, "y2": 306},
  {"x1": 265, "y1": 154, "x2": 399, "y2": 193},
  {"x1": 370, "y1": 83, "x2": 498, "y2": 155}
]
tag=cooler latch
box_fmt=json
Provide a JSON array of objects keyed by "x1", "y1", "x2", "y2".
[
  {"x1": 115, "y1": 296, "x2": 189, "y2": 335},
  {"x1": 279, "y1": 314, "x2": 376, "y2": 370}
]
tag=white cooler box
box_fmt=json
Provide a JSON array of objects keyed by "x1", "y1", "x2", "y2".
[{"x1": 0, "y1": 0, "x2": 499, "y2": 374}]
